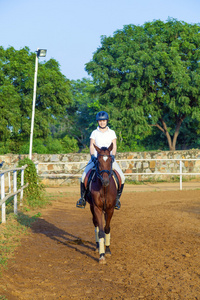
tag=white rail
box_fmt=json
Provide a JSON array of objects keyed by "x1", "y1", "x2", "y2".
[
  {"x1": 0, "y1": 165, "x2": 28, "y2": 223},
  {"x1": 38, "y1": 158, "x2": 200, "y2": 191},
  {"x1": 121, "y1": 159, "x2": 200, "y2": 191}
]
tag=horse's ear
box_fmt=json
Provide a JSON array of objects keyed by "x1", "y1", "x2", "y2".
[
  {"x1": 108, "y1": 142, "x2": 113, "y2": 152},
  {"x1": 93, "y1": 144, "x2": 101, "y2": 153}
]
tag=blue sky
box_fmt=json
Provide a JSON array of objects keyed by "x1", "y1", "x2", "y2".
[{"x1": 0, "y1": 0, "x2": 200, "y2": 80}]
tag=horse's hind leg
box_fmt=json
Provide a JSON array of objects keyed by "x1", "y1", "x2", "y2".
[{"x1": 95, "y1": 226, "x2": 99, "y2": 252}]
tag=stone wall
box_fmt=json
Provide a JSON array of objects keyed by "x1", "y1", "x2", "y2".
[{"x1": 1, "y1": 149, "x2": 200, "y2": 186}]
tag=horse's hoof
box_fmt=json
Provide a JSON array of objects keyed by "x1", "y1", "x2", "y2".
[
  {"x1": 105, "y1": 246, "x2": 111, "y2": 257},
  {"x1": 105, "y1": 251, "x2": 111, "y2": 257},
  {"x1": 99, "y1": 254, "x2": 106, "y2": 264}
]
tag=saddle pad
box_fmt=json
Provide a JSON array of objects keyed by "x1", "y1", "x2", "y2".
[
  {"x1": 112, "y1": 170, "x2": 122, "y2": 190},
  {"x1": 84, "y1": 168, "x2": 95, "y2": 189},
  {"x1": 84, "y1": 169, "x2": 121, "y2": 190}
]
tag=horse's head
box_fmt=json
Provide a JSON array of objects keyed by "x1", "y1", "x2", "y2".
[{"x1": 94, "y1": 143, "x2": 113, "y2": 187}]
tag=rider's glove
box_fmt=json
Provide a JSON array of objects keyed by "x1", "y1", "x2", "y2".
[
  {"x1": 111, "y1": 155, "x2": 115, "y2": 162},
  {"x1": 91, "y1": 155, "x2": 97, "y2": 164}
]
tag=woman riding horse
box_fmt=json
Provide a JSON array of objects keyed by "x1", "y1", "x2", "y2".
[
  {"x1": 89, "y1": 142, "x2": 118, "y2": 263},
  {"x1": 76, "y1": 111, "x2": 125, "y2": 209}
]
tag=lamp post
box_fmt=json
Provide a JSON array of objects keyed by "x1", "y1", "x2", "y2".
[{"x1": 29, "y1": 48, "x2": 47, "y2": 160}]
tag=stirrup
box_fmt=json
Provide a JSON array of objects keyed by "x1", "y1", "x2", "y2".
[
  {"x1": 115, "y1": 199, "x2": 121, "y2": 210},
  {"x1": 76, "y1": 197, "x2": 86, "y2": 208}
]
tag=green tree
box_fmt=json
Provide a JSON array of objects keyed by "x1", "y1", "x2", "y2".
[
  {"x1": 0, "y1": 48, "x2": 21, "y2": 141},
  {"x1": 0, "y1": 46, "x2": 72, "y2": 152},
  {"x1": 86, "y1": 19, "x2": 200, "y2": 151},
  {"x1": 64, "y1": 78, "x2": 99, "y2": 150}
]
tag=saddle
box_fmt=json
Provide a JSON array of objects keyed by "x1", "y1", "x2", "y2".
[{"x1": 84, "y1": 168, "x2": 122, "y2": 190}]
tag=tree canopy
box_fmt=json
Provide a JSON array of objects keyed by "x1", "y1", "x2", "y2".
[
  {"x1": 66, "y1": 78, "x2": 100, "y2": 150},
  {"x1": 1, "y1": 19, "x2": 200, "y2": 154},
  {"x1": 0, "y1": 46, "x2": 72, "y2": 153},
  {"x1": 47, "y1": 78, "x2": 100, "y2": 152},
  {"x1": 86, "y1": 19, "x2": 200, "y2": 150}
]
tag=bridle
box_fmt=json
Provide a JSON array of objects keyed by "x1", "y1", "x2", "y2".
[{"x1": 95, "y1": 154, "x2": 113, "y2": 183}]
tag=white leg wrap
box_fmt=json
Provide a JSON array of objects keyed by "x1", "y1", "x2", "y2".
[
  {"x1": 99, "y1": 238, "x2": 105, "y2": 255},
  {"x1": 95, "y1": 227, "x2": 99, "y2": 243},
  {"x1": 105, "y1": 233, "x2": 110, "y2": 246}
]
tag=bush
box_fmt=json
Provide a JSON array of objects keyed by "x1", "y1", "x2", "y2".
[
  {"x1": 0, "y1": 142, "x2": 10, "y2": 154},
  {"x1": 1, "y1": 135, "x2": 80, "y2": 154},
  {"x1": 61, "y1": 135, "x2": 79, "y2": 153},
  {"x1": 19, "y1": 139, "x2": 48, "y2": 154},
  {"x1": 45, "y1": 137, "x2": 63, "y2": 153},
  {"x1": 17, "y1": 158, "x2": 47, "y2": 208}
]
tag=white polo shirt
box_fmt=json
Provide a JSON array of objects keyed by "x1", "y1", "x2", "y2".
[{"x1": 90, "y1": 126, "x2": 117, "y2": 157}]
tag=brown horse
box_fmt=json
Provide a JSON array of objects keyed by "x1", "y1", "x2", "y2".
[{"x1": 86, "y1": 143, "x2": 117, "y2": 264}]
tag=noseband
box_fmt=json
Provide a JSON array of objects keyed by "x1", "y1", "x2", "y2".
[{"x1": 95, "y1": 154, "x2": 113, "y2": 183}]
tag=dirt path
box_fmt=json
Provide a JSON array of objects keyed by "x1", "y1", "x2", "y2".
[{"x1": 0, "y1": 185, "x2": 200, "y2": 299}]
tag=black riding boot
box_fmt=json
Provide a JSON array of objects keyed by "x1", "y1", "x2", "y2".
[
  {"x1": 76, "y1": 182, "x2": 86, "y2": 208},
  {"x1": 115, "y1": 183, "x2": 124, "y2": 210}
]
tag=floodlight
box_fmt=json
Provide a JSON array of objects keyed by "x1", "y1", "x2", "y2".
[{"x1": 37, "y1": 49, "x2": 47, "y2": 57}]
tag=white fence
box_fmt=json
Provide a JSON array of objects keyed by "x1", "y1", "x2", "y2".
[
  {"x1": 119, "y1": 159, "x2": 200, "y2": 190},
  {"x1": 0, "y1": 165, "x2": 28, "y2": 223},
  {"x1": 1, "y1": 157, "x2": 198, "y2": 221},
  {"x1": 38, "y1": 158, "x2": 200, "y2": 190}
]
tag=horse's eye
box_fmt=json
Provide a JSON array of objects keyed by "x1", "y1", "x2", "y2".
[{"x1": 103, "y1": 155, "x2": 108, "y2": 162}]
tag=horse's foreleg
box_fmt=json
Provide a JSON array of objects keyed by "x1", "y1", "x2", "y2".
[
  {"x1": 98, "y1": 226, "x2": 105, "y2": 256},
  {"x1": 94, "y1": 206, "x2": 106, "y2": 263},
  {"x1": 104, "y1": 223, "x2": 110, "y2": 248},
  {"x1": 104, "y1": 209, "x2": 114, "y2": 256},
  {"x1": 99, "y1": 234, "x2": 106, "y2": 264},
  {"x1": 105, "y1": 232, "x2": 111, "y2": 256}
]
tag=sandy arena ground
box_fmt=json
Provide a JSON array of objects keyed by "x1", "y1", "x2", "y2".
[{"x1": 0, "y1": 183, "x2": 200, "y2": 299}]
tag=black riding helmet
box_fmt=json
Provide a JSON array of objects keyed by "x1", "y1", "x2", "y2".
[{"x1": 96, "y1": 111, "x2": 109, "y2": 121}]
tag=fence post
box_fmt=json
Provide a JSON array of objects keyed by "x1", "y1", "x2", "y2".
[
  {"x1": 35, "y1": 162, "x2": 38, "y2": 174},
  {"x1": 180, "y1": 160, "x2": 182, "y2": 190},
  {"x1": 8, "y1": 171, "x2": 11, "y2": 193},
  {"x1": 13, "y1": 170, "x2": 17, "y2": 214},
  {"x1": 20, "y1": 169, "x2": 24, "y2": 206},
  {"x1": 1, "y1": 173, "x2": 6, "y2": 223}
]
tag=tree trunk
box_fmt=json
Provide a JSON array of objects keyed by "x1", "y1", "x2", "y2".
[
  {"x1": 152, "y1": 115, "x2": 186, "y2": 151},
  {"x1": 172, "y1": 115, "x2": 186, "y2": 150},
  {"x1": 159, "y1": 118, "x2": 174, "y2": 150}
]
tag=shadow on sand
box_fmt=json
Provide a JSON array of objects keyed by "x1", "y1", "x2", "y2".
[{"x1": 17, "y1": 212, "x2": 99, "y2": 263}]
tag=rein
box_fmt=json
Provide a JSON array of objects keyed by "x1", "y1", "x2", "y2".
[{"x1": 59, "y1": 161, "x2": 92, "y2": 185}]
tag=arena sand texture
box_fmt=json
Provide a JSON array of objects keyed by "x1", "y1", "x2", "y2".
[{"x1": 0, "y1": 184, "x2": 200, "y2": 299}]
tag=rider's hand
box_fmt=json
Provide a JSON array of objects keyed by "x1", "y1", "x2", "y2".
[
  {"x1": 111, "y1": 155, "x2": 115, "y2": 162},
  {"x1": 91, "y1": 155, "x2": 97, "y2": 164}
]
